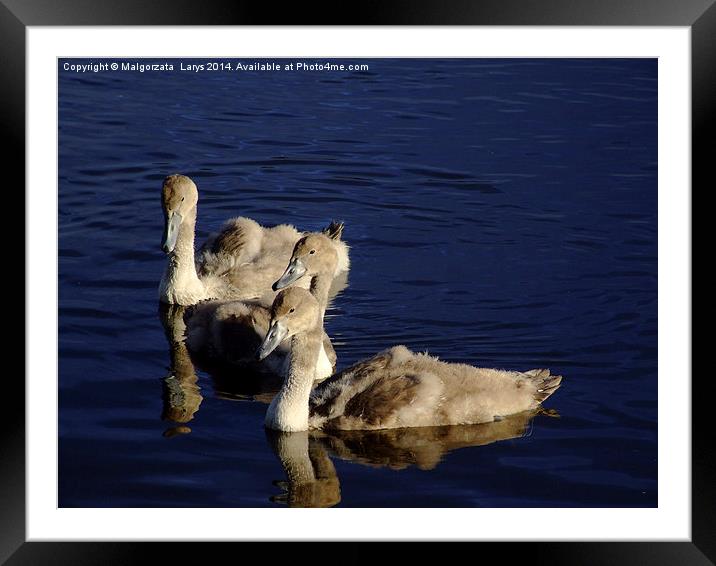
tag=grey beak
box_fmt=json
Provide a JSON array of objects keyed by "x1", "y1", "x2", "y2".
[
  {"x1": 272, "y1": 258, "x2": 307, "y2": 291},
  {"x1": 256, "y1": 321, "x2": 288, "y2": 361},
  {"x1": 162, "y1": 212, "x2": 183, "y2": 254}
]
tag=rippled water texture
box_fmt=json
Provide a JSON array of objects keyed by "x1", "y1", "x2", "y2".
[{"x1": 59, "y1": 58, "x2": 657, "y2": 507}]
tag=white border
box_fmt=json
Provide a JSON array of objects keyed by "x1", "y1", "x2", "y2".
[{"x1": 27, "y1": 27, "x2": 691, "y2": 541}]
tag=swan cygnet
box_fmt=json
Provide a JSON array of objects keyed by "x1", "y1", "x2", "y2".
[
  {"x1": 256, "y1": 287, "x2": 563, "y2": 432},
  {"x1": 183, "y1": 232, "x2": 343, "y2": 380},
  {"x1": 158, "y1": 174, "x2": 350, "y2": 306}
]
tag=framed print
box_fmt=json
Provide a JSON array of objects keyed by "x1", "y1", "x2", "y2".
[{"x1": 6, "y1": 0, "x2": 706, "y2": 563}]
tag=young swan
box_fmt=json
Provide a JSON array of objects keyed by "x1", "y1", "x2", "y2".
[
  {"x1": 184, "y1": 232, "x2": 341, "y2": 380},
  {"x1": 272, "y1": 232, "x2": 340, "y2": 322},
  {"x1": 257, "y1": 287, "x2": 563, "y2": 433},
  {"x1": 158, "y1": 174, "x2": 350, "y2": 306}
]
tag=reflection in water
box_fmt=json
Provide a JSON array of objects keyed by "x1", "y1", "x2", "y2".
[
  {"x1": 319, "y1": 410, "x2": 542, "y2": 471},
  {"x1": 157, "y1": 302, "x2": 286, "y2": 438},
  {"x1": 158, "y1": 304, "x2": 203, "y2": 436},
  {"x1": 266, "y1": 410, "x2": 549, "y2": 507},
  {"x1": 197, "y1": 361, "x2": 283, "y2": 404},
  {"x1": 266, "y1": 430, "x2": 341, "y2": 508}
]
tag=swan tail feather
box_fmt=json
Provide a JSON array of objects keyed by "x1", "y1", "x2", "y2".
[
  {"x1": 322, "y1": 221, "x2": 344, "y2": 241},
  {"x1": 525, "y1": 369, "x2": 563, "y2": 403}
]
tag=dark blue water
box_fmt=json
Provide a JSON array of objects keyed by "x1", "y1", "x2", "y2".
[{"x1": 58, "y1": 58, "x2": 657, "y2": 507}]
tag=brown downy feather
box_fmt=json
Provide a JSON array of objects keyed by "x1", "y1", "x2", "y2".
[
  {"x1": 309, "y1": 352, "x2": 393, "y2": 418},
  {"x1": 210, "y1": 222, "x2": 247, "y2": 257}
]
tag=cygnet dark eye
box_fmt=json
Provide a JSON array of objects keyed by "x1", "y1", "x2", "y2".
[
  {"x1": 181, "y1": 197, "x2": 185, "y2": 202},
  {"x1": 309, "y1": 249, "x2": 315, "y2": 254},
  {"x1": 289, "y1": 308, "x2": 295, "y2": 313}
]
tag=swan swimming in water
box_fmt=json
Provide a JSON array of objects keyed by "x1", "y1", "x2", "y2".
[
  {"x1": 159, "y1": 174, "x2": 350, "y2": 306},
  {"x1": 256, "y1": 287, "x2": 563, "y2": 432},
  {"x1": 184, "y1": 232, "x2": 343, "y2": 380}
]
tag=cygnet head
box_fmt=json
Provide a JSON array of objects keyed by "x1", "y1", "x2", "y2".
[
  {"x1": 256, "y1": 287, "x2": 320, "y2": 361},
  {"x1": 161, "y1": 174, "x2": 199, "y2": 254},
  {"x1": 273, "y1": 233, "x2": 338, "y2": 291}
]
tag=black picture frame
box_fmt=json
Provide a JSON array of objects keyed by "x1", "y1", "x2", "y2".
[{"x1": 4, "y1": 1, "x2": 705, "y2": 563}]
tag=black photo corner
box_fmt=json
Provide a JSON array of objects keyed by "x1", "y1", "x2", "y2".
[{"x1": 3, "y1": 0, "x2": 706, "y2": 564}]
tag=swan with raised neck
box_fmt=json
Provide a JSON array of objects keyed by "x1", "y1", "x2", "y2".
[{"x1": 158, "y1": 175, "x2": 208, "y2": 305}]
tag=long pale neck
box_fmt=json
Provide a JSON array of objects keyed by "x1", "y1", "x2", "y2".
[
  {"x1": 290, "y1": 327, "x2": 324, "y2": 381},
  {"x1": 310, "y1": 273, "x2": 333, "y2": 320},
  {"x1": 167, "y1": 207, "x2": 200, "y2": 280},
  {"x1": 266, "y1": 325, "x2": 323, "y2": 431}
]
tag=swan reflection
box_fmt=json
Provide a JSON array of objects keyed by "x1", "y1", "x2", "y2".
[
  {"x1": 267, "y1": 409, "x2": 549, "y2": 507},
  {"x1": 158, "y1": 303, "x2": 203, "y2": 436},
  {"x1": 266, "y1": 430, "x2": 341, "y2": 508}
]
